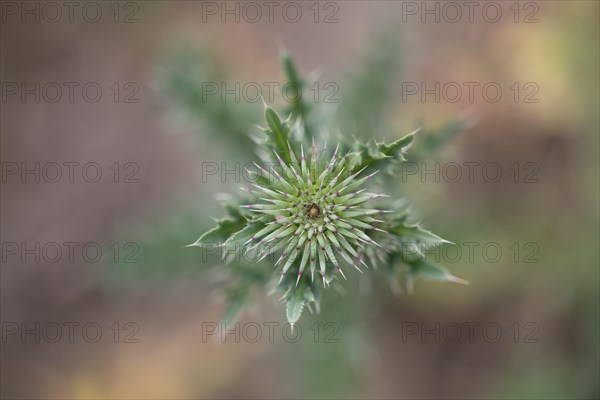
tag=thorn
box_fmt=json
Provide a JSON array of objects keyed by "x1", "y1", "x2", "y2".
[
  {"x1": 449, "y1": 276, "x2": 470, "y2": 286},
  {"x1": 273, "y1": 150, "x2": 285, "y2": 165},
  {"x1": 359, "y1": 258, "x2": 369, "y2": 268},
  {"x1": 332, "y1": 143, "x2": 340, "y2": 161},
  {"x1": 369, "y1": 238, "x2": 382, "y2": 248},
  {"x1": 352, "y1": 264, "x2": 363, "y2": 273},
  {"x1": 410, "y1": 127, "x2": 422, "y2": 136},
  {"x1": 275, "y1": 253, "x2": 286, "y2": 267}
]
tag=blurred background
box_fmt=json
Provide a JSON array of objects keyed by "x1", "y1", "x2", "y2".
[{"x1": 1, "y1": 1, "x2": 598, "y2": 399}]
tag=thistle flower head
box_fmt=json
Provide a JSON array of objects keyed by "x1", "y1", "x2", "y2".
[
  {"x1": 189, "y1": 55, "x2": 466, "y2": 325},
  {"x1": 244, "y1": 141, "x2": 388, "y2": 287}
]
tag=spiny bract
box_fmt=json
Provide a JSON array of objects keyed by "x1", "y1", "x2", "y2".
[{"x1": 242, "y1": 141, "x2": 388, "y2": 287}]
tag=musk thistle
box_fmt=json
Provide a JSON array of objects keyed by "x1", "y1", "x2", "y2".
[{"x1": 189, "y1": 56, "x2": 466, "y2": 325}]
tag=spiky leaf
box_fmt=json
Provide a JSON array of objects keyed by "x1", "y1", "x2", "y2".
[
  {"x1": 188, "y1": 218, "x2": 246, "y2": 247},
  {"x1": 286, "y1": 290, "x2": 305, "y2": 325},
  {"x1": 264, "y1": 107, "x2": 292, "y2": 163},
  {"x1": 351, "y1": 131, "x2": 416, "y2": 174},
  {"x1": 406, "y1": 258, "x2": 468, "y2": 294}
]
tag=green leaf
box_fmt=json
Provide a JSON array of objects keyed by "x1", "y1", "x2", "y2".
[
  {"x1": 378, "y1": 132, "x2": 415, "y2": 158},
  {"x1": 286, "y1": 292, "x2": 305, "y2": 325},
  {"x1": 223, "y1": 219, "x2": 263, "y2": 247},
  {"x1": 282, "y1": 51, "x2": 301, "y2": 86},
  {"x1": 223, "y1": 202, "x2": 247, "y2": 222},
  {"x1": 281, "y1": 52, "x2": 315, "y2": 139},
  {"x1": 187, "y1": 218, "x2": 247, "y2": 247},
  {"x1": 264, "y1": 106, "x2": 292, "y2": 164},
  {"x1": 406, "y1": 258, "x2": 468, "y2": 294},
  {"x1": 351, "y1": 131, "x2": 416, "y2": 174},
  {"x1": 389, "y1": 223, "x2": 450, "y2": 248}
]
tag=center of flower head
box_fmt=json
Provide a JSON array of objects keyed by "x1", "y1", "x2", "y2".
[{"x1": 306, "y1": 203, "x2": 321, "y2": 219}]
